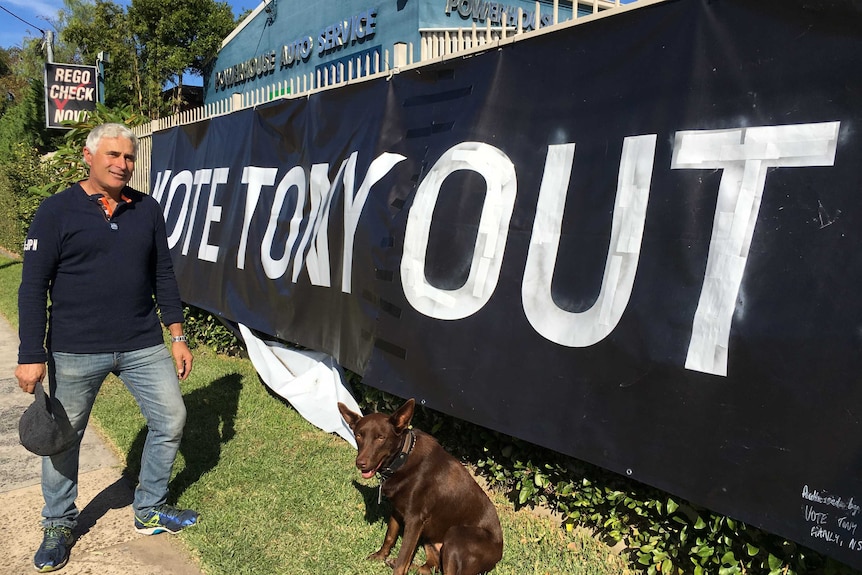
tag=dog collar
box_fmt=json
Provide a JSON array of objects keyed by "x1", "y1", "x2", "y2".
[{"x1": 378, "y1": 430, "x2": 416, "y2": 482}]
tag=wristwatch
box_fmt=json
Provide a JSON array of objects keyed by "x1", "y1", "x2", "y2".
[{"x1": 171, "y1": 335, "x2": 187, "y2": 343}]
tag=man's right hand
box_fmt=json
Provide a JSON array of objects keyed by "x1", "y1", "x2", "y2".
[{"x1": 15, "y1": 363, "x2": 46, "y2": 394}]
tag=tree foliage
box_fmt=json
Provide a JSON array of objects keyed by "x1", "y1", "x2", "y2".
[
  {"x1": 128, "y1": 0, "x2": 235, "y2": 115},
  {"x1": 0, "y1": 142, "x2": 45, "y2": 253},
  {"x1": 62, "y1": 1, "x2": 149, "y2": 111},
  {"x1": 0, "y1": 78, "x2": 58, "y2": 160},
  {"x1": 0, "y1": 76, "x2": 52, "y2": 253},
  {"x1": 0, "y1": 47, "x2": 28, "y2": 117}
]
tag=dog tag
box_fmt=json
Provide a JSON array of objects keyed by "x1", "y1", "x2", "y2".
[
  {"x1": 378, "y1": 484, "x2": 383, "y2": 505},
  {"x1": 110, "y1": 222, "x2": 119, "y2": 231}
]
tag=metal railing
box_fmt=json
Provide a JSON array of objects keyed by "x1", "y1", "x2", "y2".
[{"x1": 130, "y1": 0, "x2": 646, "y2": 193}]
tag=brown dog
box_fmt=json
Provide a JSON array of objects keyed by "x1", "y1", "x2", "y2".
[{"x1": 338, "y1": 398, "x2": 503, "y2": 575}]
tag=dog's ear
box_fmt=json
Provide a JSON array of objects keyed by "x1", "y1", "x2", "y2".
[
  {"x1": 390, "y1": 398, "x2": 415, "y2": 433},
  {"x1": 337, "y1": 402, "x2": 362, "y2": 430}
]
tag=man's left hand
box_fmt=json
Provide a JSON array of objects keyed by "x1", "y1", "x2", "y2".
[{"x1": 171, "y1": 341, "x2": 193, "y2": 380}]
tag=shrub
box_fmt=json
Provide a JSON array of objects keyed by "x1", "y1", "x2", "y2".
[
  {"x1": 0, "y1": 143, "x2": 48, "y2": 254},
  {"x1": 181, "y1": 304, "x2": 245, "y2": 357}
]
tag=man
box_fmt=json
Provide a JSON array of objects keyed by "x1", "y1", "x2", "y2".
[{"x1": 16, "y1": 123, "x2": 198, "y2": 572}]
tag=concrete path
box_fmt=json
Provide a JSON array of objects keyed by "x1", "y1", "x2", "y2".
[{"x1": 0, "y1": 314, "x2": 205, "y2": 575}]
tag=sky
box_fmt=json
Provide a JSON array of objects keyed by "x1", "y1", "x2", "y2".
[{"x1": 0, "y1": 0, "x2": 257, "y2": 50}]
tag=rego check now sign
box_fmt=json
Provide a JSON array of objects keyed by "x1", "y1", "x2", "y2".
[{"x1": 44, "y1": 63, "x2": 98, "y2": 129}]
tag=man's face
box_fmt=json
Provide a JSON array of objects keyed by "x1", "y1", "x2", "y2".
[{"x1": 83, "y1": 136, "x2": 136, "y2": 194}]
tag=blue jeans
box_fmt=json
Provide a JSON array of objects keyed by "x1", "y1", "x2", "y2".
[{"x1": 42, "y1": 344, "x2": 187, "y2": 529}]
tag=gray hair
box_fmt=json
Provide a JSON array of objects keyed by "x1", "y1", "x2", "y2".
[{"x1": 85, "y1": 123, "x2": 139, "y2": 157}]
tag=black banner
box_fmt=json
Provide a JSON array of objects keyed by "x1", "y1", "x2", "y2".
[{"x1": 151, "y1": 0, "x2": 862, "y2": 567}]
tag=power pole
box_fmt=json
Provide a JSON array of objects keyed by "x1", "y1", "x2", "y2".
[
  {"x1": 44, "y1": 30, "x2": 54, "y2": 63},
  {"x1": 97, "y1": 51, "x2": 110, "y2": 104}
]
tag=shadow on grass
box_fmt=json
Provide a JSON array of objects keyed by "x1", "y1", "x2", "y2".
[
  {"x1": 0, "y1": 258, "x2": 21, "y2": 270},
  {"x1": 123, "y1": 373, "x2": 243, "y2": 501},
  {"x1": 353, "y1": 479, "x2": 391, "y2": 525}
]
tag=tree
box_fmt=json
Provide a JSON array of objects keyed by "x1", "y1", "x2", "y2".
[
  {"x1": 0, "y1": 78, "x2": 59, "y2": 159},
  {"x1": 129, "y1": 0, "x2": 235, "y2": 116},
  {"x1": 62, "y1": 1, "x2": 152, "y2": 112},
  {"x1": 0, "y1": 47, "x2": 28, "y2": 117},
  {"x1": 53, "y1": 0, "x2": 96, "y2": 64}
]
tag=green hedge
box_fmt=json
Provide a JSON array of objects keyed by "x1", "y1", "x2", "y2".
[
  {"x1": 0, "y1": 144, "x2": 46, "y2": 255},
  {"x1": 181, "y1": 305, "x2": 245, "y2": 357}
]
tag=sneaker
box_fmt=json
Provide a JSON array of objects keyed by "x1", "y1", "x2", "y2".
[
  {"x1": 134, "y1": 504, "x2": 199, "y2": 535},
  {"x1": 33, "y1": 525, "x2": 73, "y2": 572}
]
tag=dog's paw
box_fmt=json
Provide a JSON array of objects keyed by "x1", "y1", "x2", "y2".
[{"x1": 366, "y1": 551, "x2": 388, "y2": 563}]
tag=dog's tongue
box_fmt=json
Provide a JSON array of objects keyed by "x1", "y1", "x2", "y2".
[{"x1": 360, "y1": 461, "x2": 382, "y2": 479}]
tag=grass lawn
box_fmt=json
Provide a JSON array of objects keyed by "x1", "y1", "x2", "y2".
[{"x1": 0, "y1": 254, "x2": 634, "y2": 575}]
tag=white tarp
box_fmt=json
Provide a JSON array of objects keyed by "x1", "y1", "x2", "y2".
[{"x1": 238, "y1": 323, "x2": 361, "y2": 447}]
